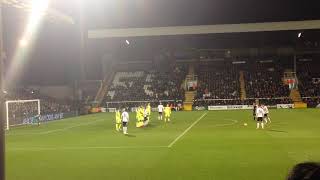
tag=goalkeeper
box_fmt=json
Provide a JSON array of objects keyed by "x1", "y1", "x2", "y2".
[
  {"x1": 115, "y1": 109, "x2": 122, "y2": 131},
  {"x1": 164, "y1": 104, "x2": 171, "y2": 122},
  {"x1": 32, "y1": 113, "x2": 41, "y2": 126}
]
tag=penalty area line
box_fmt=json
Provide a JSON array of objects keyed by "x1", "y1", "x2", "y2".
[{"x1": 168, "y1": 112, "x2": 208, "y2": 148}]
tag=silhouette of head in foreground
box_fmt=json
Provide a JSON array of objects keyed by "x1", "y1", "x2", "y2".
[{"x1": 287, "y1": 162, "x2": 320, "y2": 180}]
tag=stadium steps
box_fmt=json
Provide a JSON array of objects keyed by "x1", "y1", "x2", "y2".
[
  {"x1": 290, "y1": 88, "x2": 307, "y2": 109},
  {"x1": 188, "y1": 64, "x2": 195, "y2": 75},
  {"x1": 239, "y1": 71, "x2": 247, "y2": 100},
  {"x1": 184, "y1": 91, "x2": 196, "y2": 111},
  {"x1": 183, "y1": 64, "x2": 197, "y2": 110},
  {"x1": 94, "y1": 70, "x2": 116, "y2": 107},
  {"x1": 290, "y1": 89, "x2": 302, "y2": 102}
]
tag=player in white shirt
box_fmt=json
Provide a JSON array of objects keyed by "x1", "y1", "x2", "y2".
[
  {"x1": 256, "y1": 105, "x2": 265, "y2": 129},
  {"x1": 262, "y1": 104, "x2": 271, "y2": 124},
  {"x1": 121, "y1": 108, "x2": 129, "y2": 135},
  {"x1": 157, "y1": 103, "x2": 164, "y2": 120}
]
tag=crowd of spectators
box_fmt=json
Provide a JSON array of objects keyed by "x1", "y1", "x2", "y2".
[
  {"x1": 195, "y1": 61, "x2": 240, "y2": 100},
  {"x1": 297, "y1": 59, "x2": 320, "y2": 97},
  {"x1": 302, "y1": 97, "x2": 320, "y2": 108},
  {"x1": 194, "y1": 59, "x2": 295, "y2": 106},
  {"x1": 297, "y1": 58, "x2": 320, "y2": 107},
  {"x1": 244, "y1": 60, "x2": 290, "y2": 99}
]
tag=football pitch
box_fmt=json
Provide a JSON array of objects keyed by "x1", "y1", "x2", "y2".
[{"x1": 5, "y1": 109, "x2": 320, "y2": 180}]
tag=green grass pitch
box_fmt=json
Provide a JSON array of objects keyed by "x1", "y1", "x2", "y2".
[{"x1": 5, "y1": 109, "x2": 320, "y2": 180}]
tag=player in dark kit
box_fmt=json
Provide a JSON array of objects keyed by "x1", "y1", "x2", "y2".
[{"x1": 253, "y1": 103, "x2": 257, "y2": 121}]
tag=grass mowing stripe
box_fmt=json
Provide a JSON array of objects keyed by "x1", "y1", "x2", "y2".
[
  {"x1": 8, "y1": 146, "x2": 168, "y2": 151},
  {"x1": 168, "y1": 112, "x2": 207, "y2": 148},
  {"x1": 214, "y1": 118, "x2": 238, "y2": 127}
]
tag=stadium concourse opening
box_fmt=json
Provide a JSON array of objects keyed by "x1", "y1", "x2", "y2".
[{"x1": 1, "y1": 1, "x2": 320, "y2": 180}]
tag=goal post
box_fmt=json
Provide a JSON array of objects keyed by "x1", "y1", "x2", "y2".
[{"x1": 5, "y1": 99, "x2": 41, "y2": 130}]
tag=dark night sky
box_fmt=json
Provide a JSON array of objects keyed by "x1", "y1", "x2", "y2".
[{"x1": 2, "y1": 0, "x2": 320, "y2": 85}]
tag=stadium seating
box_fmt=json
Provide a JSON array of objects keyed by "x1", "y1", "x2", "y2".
[
  {"x1": 297, "y1": 59, "x2": 320, "y2": 107},
  {"x1": 195, "y1": 61, "x2": 240, "y2": 100},
  {"x1": 244, "y1": 60, "x2": 290, "y2": 99},
  {"x1": 105, "y1": 66, "x2": 186, "y2": 103},
  {"x1": 100, "y1": 58, "x2": 320, "y2": 108},
  {"x1": 193, "y1": 59, "x2": 293, "y2": 106}
]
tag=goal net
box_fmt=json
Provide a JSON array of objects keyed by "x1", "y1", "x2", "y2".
[{"x1": 5, "y1": 99, "x2": 41, "y2": 130}]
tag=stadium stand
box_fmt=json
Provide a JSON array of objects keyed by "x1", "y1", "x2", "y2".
[
  {"x1": 193, "y1": 59, "x2": 293, "y2": 106},
  {"x1": 195, "y1": 61, "x2": 240, "y2": 100},
  {"x1": 244, "y1": 60, "x2": 290, "y2": 99},
  {"x1": 297, "y1": 58, "x2": 320, "y2": 107},
  {"x1": 105, "y1": 65, "x2": 186, "y2": 104}
]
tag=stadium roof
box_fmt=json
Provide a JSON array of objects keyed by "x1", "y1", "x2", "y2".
[
  {"x1": 82, "y1": 0, "x2": 320, "y2": 29},
  {"x1": 84, "y1": 0, "x2": 320, "y2": 54},
  {"x1": 2, "y1": 0, "x2": 320, "y2": 84}
]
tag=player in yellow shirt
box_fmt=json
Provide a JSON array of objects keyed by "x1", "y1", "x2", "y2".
[
  {"x1": 146, "y1": 103, "x2": 151, "y2": 121},
  {"x1": 164, "y1": 104, "x2": 172, "y2": 122},
  {"x1": 135, "y1": 108, "x2": 140, "y2": 122},
  {"x1": 136, "y1": 106, "x2": 144, "y2": 127},
  {"x1": 115, "y1": 109, "x2": 122, "y2": 131}
]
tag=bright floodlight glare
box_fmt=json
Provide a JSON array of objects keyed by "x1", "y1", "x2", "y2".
[
  {"x1": 6, "y1": 0, "x2": 50, "y2": 85},
  {"x1": 298, "y1": 32, "x2": 302, "y2": 38},
  {"x1": 26, "y1": 0, "x2": 50, "y2": 34},
  {"x1": 126, "y1": 40, "x2": 130, "y2": 45},
  {"x1": 19, "y1": 39, "x2": 28, "y2": 47}
]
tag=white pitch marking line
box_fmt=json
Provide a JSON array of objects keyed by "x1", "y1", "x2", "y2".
[
  {"x1": 8, "y1": 146, "x2": 168, "y2": 151},
  {"x1": 6, "y1": 119, "x2": 105, "y2": 136},
  {"x1": 168, "y1": 112, "x2": 208, "y2": 148}
]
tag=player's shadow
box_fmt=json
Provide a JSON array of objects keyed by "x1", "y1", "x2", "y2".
[
  {"x1": 140, "y1": 123, "x2": 160, "y2": 130},
  {"x1": 267, "y1": 129, "x2": 288, "y2": 133},
  {"x1": 125, "y1": 134, "x2": 136, "y2": 137}
]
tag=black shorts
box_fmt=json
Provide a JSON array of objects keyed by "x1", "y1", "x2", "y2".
[
  {"x1": 122, "y1": 122, "x2": 128, "y2": 127},
  {"x1": 159, "y1": 112, "x2": 163, "y2": 115},
  {"x1": 144, "y1": 117, "x2": 148, "y2": 122},
  {"x1": 253, "y1": 113, "x2": 256, "y2": 117},
  {"x1": 257, "y1": 117, "x2": 263, "y2": 122},
  {"x1": 264, "y1": 114, "x2": 268, "y2": 117}
]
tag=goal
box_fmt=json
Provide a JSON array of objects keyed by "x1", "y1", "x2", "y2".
[{"x1": 5, "y1": 99, "x2": 41, "y2": 130}]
